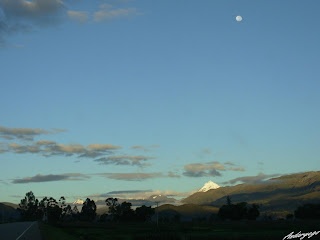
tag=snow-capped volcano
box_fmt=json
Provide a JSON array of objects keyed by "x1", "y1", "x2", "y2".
[
  {"x1": 73, "y1": 199, "x2": 84, "y2": 205},
  {"x1": 198, "y1": 181, "x2": 220, "y2": 192}
]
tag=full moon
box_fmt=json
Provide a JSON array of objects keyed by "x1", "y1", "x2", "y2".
[{"x1": 236, "y1": 16, "x2": 242, "y2": 22}]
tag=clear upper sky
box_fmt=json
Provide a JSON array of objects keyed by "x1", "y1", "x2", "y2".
[{"x1": 0, "y1": 0, "x2": 319, "y2": 203}]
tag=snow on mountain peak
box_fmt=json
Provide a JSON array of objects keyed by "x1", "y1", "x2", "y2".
[
  {"x1": 152, "y1": 194, "x2": 162, "y2": 199},
  {"x1": 73, "y1": 199, "x2": 84, "y2": 204},
  {"x1": 198, "y1": 181, "x2": 220, "y2": 192}
]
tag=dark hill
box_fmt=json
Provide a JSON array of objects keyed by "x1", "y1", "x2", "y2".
[
  {"x1": 0, "y1": 202, "x2": 20, "y2": 222},
  {"x1": 156, "y1": 204, "x2": 219, "y2": 221},
  {"x1": 182, "y1": 171, "x2": 320, "y2": 214}
]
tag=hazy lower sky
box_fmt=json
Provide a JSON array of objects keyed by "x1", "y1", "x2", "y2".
[{"x1": 1, "y1": 0, "x2": 319, "y2": 203}]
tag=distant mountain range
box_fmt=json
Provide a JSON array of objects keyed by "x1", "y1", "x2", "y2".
[
  {"x1": 2, "y1": 171, "x2": 320, "y2": 221},
  {"x1": 95, "y1": 194, "x2": 177, "y2": 208},
  {"x1": 182, "y1": 171, "x2": 320, "y2": 215}
]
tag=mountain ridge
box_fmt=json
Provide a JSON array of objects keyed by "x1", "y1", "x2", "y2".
[{"x1": 182, "y1": 171, "x2": 320, "y2": 213}]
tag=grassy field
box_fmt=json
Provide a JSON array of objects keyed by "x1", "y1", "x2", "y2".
[
  {"x1": 39, "y1": 222, "x2": 79, "y2": 240},
  {"x1": 39, "y1": 220, "x2": 320, "y2": 240}
]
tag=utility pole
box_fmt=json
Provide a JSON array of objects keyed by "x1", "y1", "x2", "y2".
[{"x1": 155, "y1": 201, "x2": 159, "y2": 228}]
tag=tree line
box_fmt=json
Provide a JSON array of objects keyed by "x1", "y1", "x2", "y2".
[
  {"x1": 217, "y1": 196, "x2": 260, "y2": 221},
  {"x1": 18, "y1": 191, "x2": 154, "y2": 224},
  {"x1": 17, "y1": 192, "x2": 320, "y2": 224}
]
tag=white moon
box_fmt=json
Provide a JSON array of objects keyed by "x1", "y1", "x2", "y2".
[{"x1": 236, "y1": 16, "x2": 242, "y2": 22}]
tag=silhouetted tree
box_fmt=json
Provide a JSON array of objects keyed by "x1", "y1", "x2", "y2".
[
  {"x1": 72, "y1": 205, "x2": 80, "y2": 220},
  {"x1": 18, "y1": 191, "x2": 41, "y2": 221},
  {"x1": 81, "y1": 198, "x2": 96, "y2": 221},
  {"x1": 61, "y1": 204, "x2": 73, "y2": 222},
  {"x1": 55, "y1": 196, "x2": 74, "y2": 222},
  {"x1": 59, "y1": 196, "x2": 66, "y2": 208},
  {"x1": 118, "y1": 201, "x2": 135, "y2": 221},
  {"x1": 105, "y1": 199, "x2": 135, "y2": 222},
  {"x1": 294, "y1": 203, "x2": 320, "y2": 220},
  {"x1": 105, "y1": 197, "x2": 120, "y2": 221},
  {"x1": 226, "y1": 196, "x2": 232, "y2": 206},
  {"x1": 135, "y1": 205, "x2": 155, "y2": 222},
  {"x1": 39, "y1": 197, "x2": 62, "y2": 224}
]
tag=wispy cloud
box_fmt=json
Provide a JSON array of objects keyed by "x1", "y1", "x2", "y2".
[
  {"x1": 168, "y1": 171, "x2": 180, "y2": 178},
  {"x1": 44, "y1": 143, "x2": 122, "y2": 157},
  {"x1": 0, "y1": 180, "x2": 9, "y2": 185},
  {"x1": 0, "y1": 125, "x2": 60, "y2": 141},
  {"x1": 224, "y1": 161, "x2": 235, "y2": 166},
  {"x1": 36, "y1": 140, "x2": 56, "y2": 145},
  {"x1": 0, "y1": 126, "x2": 162, "y2": 172},
  {"x1": 92, "y1": 189, "x2": 193, "y2": 200},
  {"x1": 0, "y1": 135, "x2": 15, "y2": 140},
  {"x1": 93, "y1": 3, "x2": 140, "y2": 22},
  {"x1": 0, "y1": 0, "x2": 65, "y2": 47},
  {"x1": 51, "y1": 128, "x2": 67, "y2": 133},
  {"x1": 131, "y1": 145, "x2": 149, "y2": 151},
  {"x1": 183, "y1": 161, "x2": 245, "y2": 178},
  {"x1": 0, "y1": 143, "x2": 8, "y2": 153},
  {"x1": 3, "y1": 138, "x2": 122, "y2": 159},
  {"x1": 94, "y1": 189, "x2": 153, "y2": 198},
  {"x1": 0, "y1": 1, "x2": 141, "y2": 47},
  {"x1": 95, "y1": 171, "x2": 180, "y2": 181},
  {"x1": 9, "y1": 142, "x2": 42, "y2": 153},
  {"x1": 0, "y1": 0, "x2": 65, "y2": 24},
  {"x1": 87, "y1": 143, "x2": 121, "y2": 151},
  {"x1": 108, "y1": 190, "x2": 151, "y2": 195},
  {"x1": 228, "y1": 167, "x2": 245, "y2": 171},
  {"x1": 96, "y1": 172, "x2": 163, "y2": 181},
  {"x1": 67, "y1": 10, "x2": 89, "y2": 23},
  {"x1": 94, "y1": 155, "x2": 154, "y2": 166},
  {"x1": 150, "y1": 145, "x2": 160, "y2": 148},
  {"x1": 44, "y1": 143, "x2": 86, "y2": 155},
  {"x1": 10, "y1": 195, "x2": 23, "y2": 198},
  {"x1": 222, "y1": 173, "x2": 280, "y2": 185},
  {"x1": 12, "y1": 173, "x2": 90, "y2": 184}
]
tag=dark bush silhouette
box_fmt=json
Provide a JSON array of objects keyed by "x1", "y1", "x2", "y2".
[
  {"x1": 135, "y1": 205, "x2": 155, "y2": 222},
  {"x1": 218, "y1": 196, "x2": 260, "y2": 220},
  {"x1": 286, "y1": 213, "x2": 294, "y2": 220},
  {"x1": 105, "y1": 198, "x2": 155, "y2": 222},
  {"x1": 99, "y1": 213, "x2": 109, "y2": 222},
  {"x1": 294, "y1": 203, "x2": 320, "y2": 220},
  {"x1": 247, "y1": 203, "x2": 260, "y2": 220},
  {"x1": 118, "y1": 201, "x2": 135, "y2": 221}
]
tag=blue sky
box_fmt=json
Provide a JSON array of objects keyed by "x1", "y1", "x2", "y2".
[{"x1": 0, "y1": 0, "x2": 319, "y2": 203}]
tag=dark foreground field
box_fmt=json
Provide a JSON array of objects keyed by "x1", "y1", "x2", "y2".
[{"x1": 39, "y1": 220, "x2": 320, "y2": 240}]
